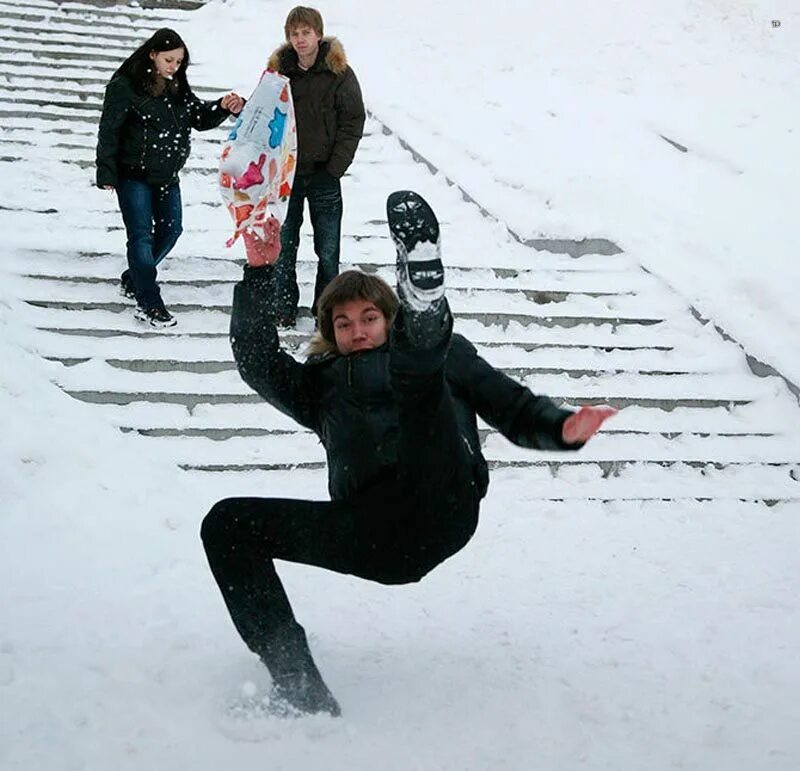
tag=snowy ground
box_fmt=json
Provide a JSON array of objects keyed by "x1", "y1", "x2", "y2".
[{"x1": 1, "y1": 1, "x2": 799, "y2": 769}]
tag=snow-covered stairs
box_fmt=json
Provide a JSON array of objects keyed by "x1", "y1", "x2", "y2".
[{"x1": 2, "y1": 0, "x2": 799, "y2": 503}]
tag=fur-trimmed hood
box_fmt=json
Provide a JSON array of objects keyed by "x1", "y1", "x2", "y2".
[
  {"x1": 268, "y1": 37, "x2": 349, "y2": 76},
  {"x1": 305, "y1": 331, "x2": 339, "y2": 358}
]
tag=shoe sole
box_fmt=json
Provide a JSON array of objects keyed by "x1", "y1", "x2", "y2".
[
  {"x1": 386, "y1": 191, "x2": 440, "y2": 255},
  {"x1": 134, "y1": 307, "x2": 177, "y2": 328},
  {"x1": 387, "y1": 191, "x2": 444, "y2": 309}
]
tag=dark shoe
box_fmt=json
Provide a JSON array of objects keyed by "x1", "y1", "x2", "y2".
[
  {"x1": 135, "y1": 303, "x2": 177, "y2": 328},
  {"x1": 386, "y1": 190, "x2": 444, "y2": 312},
  {"x1": 269, "y1": 667, "x2": 341, "y2": 718},
  {"x1": 387, "y1": 191, "x2": 449, "y2": 350},
  {"x1": 259, "y1": 622, "x2": 341, "y2": 718},
  {"x1": 119, "y1": 271, "x2": 136, "y2": 301}
]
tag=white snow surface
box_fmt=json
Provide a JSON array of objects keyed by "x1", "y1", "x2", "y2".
[{"x1": 1, "y1": 1, "x2": 800, "y2": 769}]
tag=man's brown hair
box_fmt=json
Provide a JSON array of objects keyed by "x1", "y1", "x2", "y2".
[
  {"x1": 308, "y1": 270, "x2": 399, "y2": 356},
  {"x1": 284, "y1": 6, "x2": 324, "y2": 39}
]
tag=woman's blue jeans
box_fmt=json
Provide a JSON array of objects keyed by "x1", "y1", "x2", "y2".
[{"x1": 116, "y1": 178, "x2": 183, "y2": 310}]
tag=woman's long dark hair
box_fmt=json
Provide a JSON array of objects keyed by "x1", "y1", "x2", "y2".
[{"x1": 111, "y1": 28, "x2": 191, "y2": 95}]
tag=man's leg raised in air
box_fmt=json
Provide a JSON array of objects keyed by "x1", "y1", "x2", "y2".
[{"x1": 386, "y1": 190, "x2": 479, "y2": 561}]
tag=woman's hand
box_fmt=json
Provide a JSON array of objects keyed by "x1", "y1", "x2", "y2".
[
  {"x1": 221, "y1": 92, "x2": 245, "y2": 115},
  {"x1": 102, "y1": 185, "x2": 115, "y2": 191},
  {"x1": 562, "y1": 405, "x2": 618, "y2": 445}
]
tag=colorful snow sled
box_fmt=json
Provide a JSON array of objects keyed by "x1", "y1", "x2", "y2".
[{"x1": 219, "y1": 69, "x2": 297, "y2": 263}]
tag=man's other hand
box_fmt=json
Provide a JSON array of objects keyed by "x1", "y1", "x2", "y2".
[{"x1": 562, "y1": 405, "x2": 618, "y2": 445}]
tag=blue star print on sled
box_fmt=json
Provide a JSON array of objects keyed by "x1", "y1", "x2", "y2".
[{"x1": 268, "y1": 107, "x2": 287, "y2": 149}]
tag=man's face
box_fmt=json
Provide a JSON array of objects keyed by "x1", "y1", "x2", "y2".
[
  {"x1": 332, "y1": 299, "x2": 389, "y2": 355},
  {"x1": 288, "y1": 24, "x2": 322, "y2": 61}
]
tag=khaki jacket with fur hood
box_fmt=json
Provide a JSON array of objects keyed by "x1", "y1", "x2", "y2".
[{"x1": 268, "y1": 37, "x2": 365, "y2": 178}]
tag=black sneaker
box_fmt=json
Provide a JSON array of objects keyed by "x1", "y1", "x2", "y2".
[
  {"x1": 386, "y1": 190, "x2": 444, "y2": 312},
  {"x1": 269, "y1": 667, "x2": 341, "y2": 718},
  {"x1": 135, "y1": 303, "x2": 177, "y2": 328},
  {"x1": 119, "y1": 271, "x2": 136, "y2": 301}
]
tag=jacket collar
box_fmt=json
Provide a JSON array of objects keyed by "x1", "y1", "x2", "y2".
[{"x1": 268, "y1": 37, "x2": 348, "y2": 76}]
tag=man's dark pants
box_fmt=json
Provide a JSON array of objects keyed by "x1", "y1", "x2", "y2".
[
  {"x1": 200, "y1": 304, "x2": 479, "y2": 680},
  {"x1": 271, "y1": 169, "x2": 343, "y2": 323}
]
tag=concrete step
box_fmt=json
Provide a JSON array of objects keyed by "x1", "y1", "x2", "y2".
[
  {"x1": 0, "y1": 0, "x2": 205, "y2": 17},
  {"x1": 177, "y1": 463, "x2": 800, "y2": 505},
  {"x1": 25, "y1": 316, "x2": 708, "y2": 351},
  {"x1": 0, "y1": 3, "x2": 191, "y2": 27},
  {"x1": 0, "y1": 47, "x2": 131, "y2": 65},
  {"x1": 27, "y1": 299, "x2": 668, "y2": 331},
  {"x1": 0, "y1": 21, "x2": 151, "y2": 45},
  {"x1": 10, "y1": 244, "x2": 640, "y2": 276},
  {"x1": 0, "y1": 71, "x2": 223, "y2": 93},
  {"x1": 60, "y1": 389, "x2": 759, "y2": 412},
  {"x1": 19, "y1": 270, "x2": 654, "y2": 297},
  {"x1": 81, "y1": 399, "x2": 790, "y2": 435},
  {"x1": 31, "y1": 326, "x2": 679, "y2": 358},
  {"x1": 0, "y1": 84, "x2": 104, "y2": 102},
  {"x1": 180, "y1": 457, "x2": 799, "y2": 475},
  {"x1": 57, "y1": 423, "x2": 799, "y2": 464},
  {"x1": 0, "y1": 106, "x2": 102, "y2": 122},
  {"x1": 51, "y1": 357, "x2": 770, "y2": 397},
  {"x1": 18, "y1": 275, "x2": 659, "y2": 312},
  {"x1": 119, "y1": 425, "x2": 778, "y2": 442},
  {"x1": 17, "y1": 270, "x2": 671, "y2": 321},
  {"x1": 45, "y1": 355, "x2": 721, "y2": 379},
  {"x1": 2, "y1": 94, "x2": 102, "y2": 111}
]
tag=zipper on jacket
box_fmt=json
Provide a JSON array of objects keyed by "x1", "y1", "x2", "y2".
[
  {"x1": 165, "y1": 95, "x2": 181, "y2": 130},
  {"x1": 140, "y1": 123, "x2": 147, "y2": 169},
  {"x1": 347, "y1": 358, "x2": 352, "y2": 387}
]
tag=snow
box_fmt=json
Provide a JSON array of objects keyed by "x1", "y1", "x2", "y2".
[{"x1": 1, "y1": 1, "x2": 799, "y2": 769}]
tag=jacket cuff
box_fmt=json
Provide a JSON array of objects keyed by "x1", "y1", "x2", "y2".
[
  {"x1": 242, "y1": 264, "x2": 274, "y2": 289},
  {"x1": 96, "y1": 172, "x2": 117, "y2": 188},
  {"x1": 541, "y1": 406, "x2": 584, "y2": 451}
]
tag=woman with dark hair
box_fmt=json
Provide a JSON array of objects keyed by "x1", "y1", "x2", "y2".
[
  {"x1": 201, "y1": 190, "x2": 617, "y2": 717},
  {"x1": 96, "y1": 28, "x2": 244, "y2": 327}
]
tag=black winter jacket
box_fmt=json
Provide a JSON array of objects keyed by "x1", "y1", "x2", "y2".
[
  {"x1": 96, "y1": 75, "x2": 230, "y2": 187},
  {"x1": 231, "y1": 266, "x2": 580, "y2": 502},
  {"x1": 268, "y1": 38, "x2": 365, "y2": 178}
]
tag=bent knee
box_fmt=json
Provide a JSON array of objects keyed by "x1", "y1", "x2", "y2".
[
  {"x1": 369, "y1": 559, "x2": 436, "y2": 586},
  {"x1": 200, "y1": 498, "x2": 240, "y2": 545}
]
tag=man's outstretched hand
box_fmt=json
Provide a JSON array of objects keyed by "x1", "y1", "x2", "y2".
[
  {"x1": 243, "y1": 217, "x2": 282, "y2": 267},
  {"x1": 562, "y1": 405, "x2": 618, "y2": 445}
]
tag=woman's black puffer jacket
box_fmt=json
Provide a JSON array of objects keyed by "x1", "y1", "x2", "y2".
[{"x1": 96, "y1": 75, "x2": 229, "y2": 187}]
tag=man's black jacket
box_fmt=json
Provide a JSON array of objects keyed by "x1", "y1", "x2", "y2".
[
  {"x1": 96, "y1": 75, "x2": 230, "y2": 188},
  {"x1": 231, "y1": 266, "x2": 579, "y2": 502}
]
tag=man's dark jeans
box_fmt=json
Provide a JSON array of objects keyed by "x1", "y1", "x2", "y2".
[
  {"x1": 116, "y1": 177, "x2": 183, "y2": 310},
  {"x1": 272, "y1": 169, "x2": 342, "y2": 322}
]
